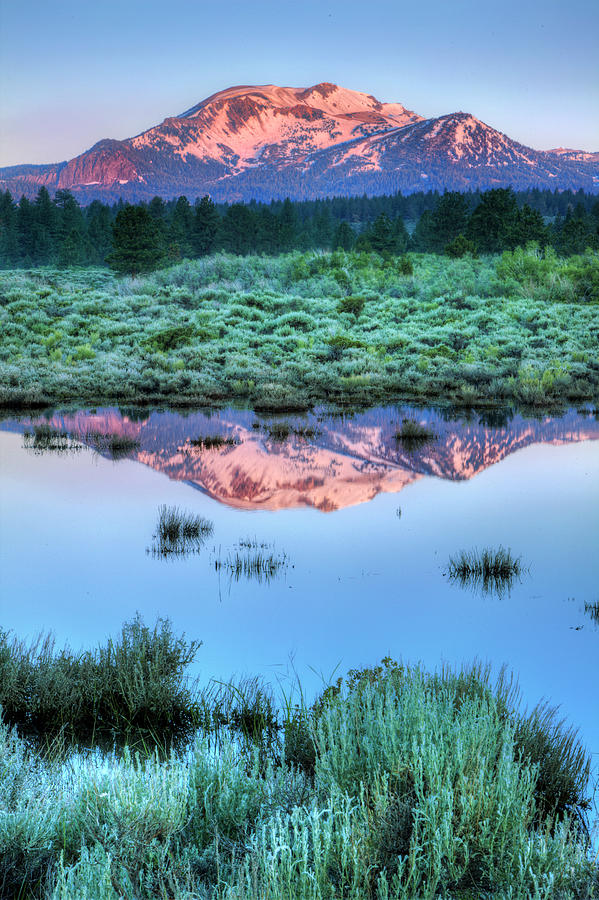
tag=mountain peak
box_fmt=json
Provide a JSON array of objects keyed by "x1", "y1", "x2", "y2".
[{"x1": 1, "y1": 82, "x2": 597, "y2": 202}]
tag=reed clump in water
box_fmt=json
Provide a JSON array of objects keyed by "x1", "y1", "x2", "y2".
[
  {"x1": 394, "y1": 418, "x2": 436, "y2": 447},
  {"x1": 150, "y1": 504, "x2": 214, "y2": 558},
  {"x1": 584, "y1": 600, "x2": 599, "y2": 625},
  {"x1": 86, "y1": 430, "x2": 141, "y2": 459},
  {"x1": 447, "y1": 546, "x2": 524, "y2": 596},
  {"x1": 187, "y1": 434, "x2": 239, "y2": 449},
  {"x1": 23, "y1": 424, "x2": 82, "y2": 455},
  {"x1": 213, "y1": 538, "x2": 288, "y2": 583},
  {"x1": 263, "y1": 421, "x2": 321, "y2": 441}
]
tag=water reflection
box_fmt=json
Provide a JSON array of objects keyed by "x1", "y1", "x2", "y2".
[{"x1": 5, "y1": 405, "x2": 599, "y2": 513}]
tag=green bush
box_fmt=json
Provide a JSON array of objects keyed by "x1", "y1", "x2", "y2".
[
  {"x1": 0, "y1": 623, "x2": 596, "y2": 900},
  {"x1": 1, "y1": 251, "x2": 598, "y2": 410}
]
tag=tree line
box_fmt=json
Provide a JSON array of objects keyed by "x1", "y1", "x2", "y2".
[{"x1": 0, "y1": 185, "x2": 597, "y2": 271}]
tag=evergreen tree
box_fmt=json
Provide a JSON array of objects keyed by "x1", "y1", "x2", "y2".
[
  {"x1": 278, "y1": 198, "x2": 298, "y2": 252},
  {"x1": 467, "y1": 189, "x2": 519, "y2": 252},
  {"x1": 58, "y1": 228, "x2": 85, "y2": 267},
  {"x1": 558, "y1": 212, "x2": 598, "y2": 255},
  {"x1": 54, "y1": 190, "x2": 86, "y2": 249},
  {"x1": 313, "y1": 208, "x2": 333, "y2": 249},
  {"x1": 17, "y1": 196, "x2": 36, "y2": 266},
  {"x1": 393, "y1": 216, "x2": 409, "y2": 253},
  {"x1": 86, "y1": 201, "x2": 113, "y2": 265},
  {"x1": 191, "y1": 196, "x2": 219, "y2": 256},
  {"x1": 220, "y1": 204, "x2": 257, "y2": 254},
  {"x1": 511, "y1": 204, "x2": 548, "y2": 248},
  {"x1": 0, "y1": 192, "x2": 19, "y2": 268},
  {"x1": 409, "y1": 210, "x2": 436, "y2": 251},
  {"x1": 169, "y1": 196, "x2": 193, "y2": 259},
  {"x1": 256, "y1": 207, "x2": 280, "y2": 253},
  {"x1": 427, "y1": 192, "x2": 470, "y2": 251},
  {"x1": 333, "y1": 221, "x2": 355, "y2": 251},
  {"x1": 33, "y1": 187, "x2": 58, "y2": 264},
  {"x1": 369, "y1": 213, "x2": 396, "y2": 253},
  {"x1": 148, "y1": 196, "x2": 167, "y2": 222},
  {"x1": 107, "y1": 205, "x2": 164, "y2": 275}
]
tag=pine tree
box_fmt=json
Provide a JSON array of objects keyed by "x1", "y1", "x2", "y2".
[
  {"x1": 428, "y1": 192, "x2": 470, "y2": 251},
  {"x1": 58, "y1": 228, "x2": 85, "y2": 267},
  {"x1": 512, "y1": 204, "x2": 548, "y2": 248},
  {"x1": 278, "y1": 198, "x2": 297, "y2": 252},
  {"x1": 220, "y1": 204, "x2": 257, "y2": 254},
  {"x1": 86, "y1": 201, "x2": 113, "y2": 264},
  {"x1": 169, "y1": 196, "x2": 193, "y2": 259},
  {"x1": 467, "y1": 189, "x2": 519, "y2": 253},
  {"x1": 107, "y1": 205, "x2": 164, "y2": 275},
  {"x1": 33, "y1": 187, "x2": 58, "y2": 264},
  {"x1": 0, "y1": 192, "x2": 19, "y2": 268},
  {"x1": 333, "y1": 221, "x2": 355, "y2": 251},
  {"x1": 17, "y1": 197, "x2": 36, "y2": 266},
  {"x1": 191, "y1": 196, "x2": 219, "y2": 256}
]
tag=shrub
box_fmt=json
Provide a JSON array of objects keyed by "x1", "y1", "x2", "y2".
[
  {"x1": 337, "y1": 295, "x2": 365, "y2": 318},
  {"x1": 445, "y1": 234, "x2": 478, "y2": 258},
  {"x1": 0, "y1": 616, "x2": 202, "y2": 744}
]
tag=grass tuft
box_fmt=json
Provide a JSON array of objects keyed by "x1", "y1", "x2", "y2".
[
  {"x1": 584, "y1": 600, "x2": 599, "y2": 625},
  {"x1": 187, "y1": 434, "x2": 239, "y2": 449},
  {"x1": 394, "y1": 417, "x2": 437, "y2": 447},
  {"x1": 23, "y1": 424, "x2": 82, "y2": 455},
  {"x1": 447, "y1": 546, "x2": 524, "y2": 596},
  {"x1": 150, "y1": 504, "x2": 214, "y2": 558},
  {"x1": 213, "y1": 538, "x2": 288, "y2": 583},
  {"x1": 86, "y1": 430, "x2": 140, "y2": 459}
]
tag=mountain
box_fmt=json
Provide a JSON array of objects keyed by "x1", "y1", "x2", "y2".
[
  {"x1": 1, "y1": 83, "x2": 597, "y2": 202},
  {"x1": 6, "y1": 407, "x2": 599, "y2": 513}
]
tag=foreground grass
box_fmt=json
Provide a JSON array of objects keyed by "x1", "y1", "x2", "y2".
[
  {"x1": 0, "y1": 619, "x2": 597, "y2": 898},
  {"x1": 1, "y1": 248, "x2": 598, "y2": 411}
]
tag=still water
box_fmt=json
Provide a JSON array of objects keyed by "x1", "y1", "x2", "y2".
[{"x1": 1, "y1": 404, "x2": 598, "y2": 778}]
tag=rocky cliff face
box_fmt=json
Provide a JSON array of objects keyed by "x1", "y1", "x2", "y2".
[{"x1": 1, "y1": 83, "x2": 596, "y2": 202}]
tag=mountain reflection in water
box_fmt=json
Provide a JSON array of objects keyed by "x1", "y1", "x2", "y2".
[{"x1": 5, "y1": 405, "x2": 598, "y2": 512}]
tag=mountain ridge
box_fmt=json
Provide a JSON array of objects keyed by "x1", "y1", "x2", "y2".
[{"x1": 1, "y1": 82, "x2": 597, "y2": 202}]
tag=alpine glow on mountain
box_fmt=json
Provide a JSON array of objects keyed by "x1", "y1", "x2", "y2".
[{"x1": 1, "y1": 82, "x2": 597, "y2": 202}]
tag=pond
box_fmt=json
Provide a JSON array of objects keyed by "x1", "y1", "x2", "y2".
[{"x1": 1, "y1": 403, "x2": 598, "y2": 784}]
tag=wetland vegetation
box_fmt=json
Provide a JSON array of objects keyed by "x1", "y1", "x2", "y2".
[
  {"x1": 1, "y1": 246, "x2": 598, "y2": 412},
  {"x1": 213, "y1": 539, "x2": 289, "y2": 584},
  {"x1": 447, "y1": 547, "x2": 525, "y2": 597},
  {"x1": 150, "y1": 505, "x2": 214, "y2": 559},
  {"x1": 0, "y1": 617, "x2": 596, "y2": 899}
]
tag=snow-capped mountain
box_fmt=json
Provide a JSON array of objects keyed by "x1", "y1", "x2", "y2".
[{"x1": 1, "y1": 83, "x2": 597, "y2": 202}]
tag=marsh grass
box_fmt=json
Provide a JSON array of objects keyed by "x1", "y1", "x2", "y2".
[
  {"x1": 264, "y1": 421, "x2": 321, "y2": 441},
  {"x1": 0, "y1": 616, "x2": 200, "y2": 747},
  {"x1": 150, "y1": 504, "x2": 214, "y2": 558},
  {"x1": 23, "y1": 424, "x2": 82, "y2": 455},
  {"x1": 86, "y1": 430, "x2": 140, "y2": 459},
  {"x1": 213, "y1": 538, "x2": 289, "y2": 583},
  {"x1": 0, "y1": 619, "x2": 596, "y2": 899},
  {"x1": 394, "y1": 417, "x2": 437, "y2": 448},
  {"x1": 187, "y1": 433, "x2": 239, "y2": 449},
  {"x1": 264, "y1": 421, "x2": 291, "y2": 441},
  {"x1": 447, "y1": 546, "x2": 524, "y2": 596},
  {"x1": 584, "y1": 600, "x2": 599, "y2": 626}
]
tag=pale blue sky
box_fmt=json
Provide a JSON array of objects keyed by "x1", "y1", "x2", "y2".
[{"x1": 1, "y1": 0, "x2": 597, "y2": 167}]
